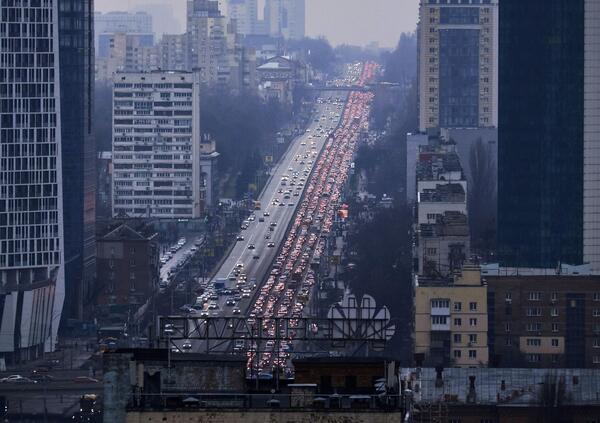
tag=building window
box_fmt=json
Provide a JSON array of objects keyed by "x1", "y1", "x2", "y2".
[
  {"x1": 469, "y1": 350, "x2": 477, "y2": 358},
  {"x1": 594, "y1": 292, "x2": 600, "y2": 302},
  {"x1": 527, "y1": 308, "x2": 542, "y2": 317},
  {"x1": 505, "y1": 322, "x2": 511, "y2": 332},
  {"x1": 551, "y1": 308, "x2": 559, "y2": 317},
  {"x1": 454, "y1": 302, "x2": 462, "y2": 311},
  {"x1": 453, "y1": 350, "x2": 462, "y2": 358},
  {"x1": 593, "y1": 309, "x2": 600, "y2": 317},
  {"x1": 505, "y1": 337, "x2": 512, "y2": 347},
  {"x1": 449, "y1": 419, "x2": 461, "y2": 423},
  {"x1": 593, "y1": 339, "x2": 600, "y2": 348},
  {"x1": 454, "y1": 318, "x2": 462, "y2": 326},
  {"x1": 552, "y1": 323, "x2": 559, "y2": 332},
  {"x1": 469, "y1": 334, "x2": 477, "y2": 344},
  {"x1": 594, "y1": 356, "x2": 600, "y2": 364},
  {"x1": 454, "y1": 334, "x2": 462, "y2": 343},
  {"x1": 526, "y1": 338, "x2": 542, "y2": 347},
  {"x1": 527, "y1": 323, "x2": 542, "y2": 332},
  {"x1": 431, "y1": 299, "x2": 450, "y2": 308},
  {"x1": 551, "y1": 292, "x2": 558, "y2": 302},
  {"x1": 432, "y1": 316, "x2": 448, "y2": 325},
  {"x1": 469, "y1": 302, "x2": 477, "y2": 311},
  {"x1": 528, "y1": 292, "x2": 542, "y2": 301},
  {"x1": 551, "y1": 339, "x2": 559, "y2": 347},
  {"x1": 527, "y1": 354, "x2": 541, "y2": 363},
  {"x1": 469, "y1": 318, "x2": 477, "y2": 327}
]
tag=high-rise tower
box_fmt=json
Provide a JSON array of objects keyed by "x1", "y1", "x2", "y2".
[
  {"x1": 497, "y1": 0, "x2": 599, "y2": 268},
  {"x1": 417, "y1": 0, "x2": 498, "y2": 132},
  {"x1": 58, "y1": 0, "x2": 96, "y2": 321},
  {"x1": 0, "y1": 0, "x2": 66, "y2": 362}
]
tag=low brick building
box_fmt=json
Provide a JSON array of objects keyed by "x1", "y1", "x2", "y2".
[{"x1": 486, "y1": 272, "x2": 600, "y2": 368}]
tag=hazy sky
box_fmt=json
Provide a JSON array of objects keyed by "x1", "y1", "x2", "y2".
[{"x1": 95, "y1": 0, "x2": 418, "y2": 48}]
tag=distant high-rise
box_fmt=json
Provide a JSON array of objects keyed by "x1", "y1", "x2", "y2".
[
  {"x1": 498, "y1": 0, "x2": 599, "y2": 269},
  {"x1": 94, "y1": 11, "x2": 153, "y2": 47},
  {"x1": 58, "y1": 0, "x2": 96, "y2": 320},
  {"x1": 265, "y1": 0, "x2": 305, "y2": 40},
  {"x1": 0, "y1": 0, "x2": 65, "y2": 362},
  {"x1": 417, "y1": 0, "x2": 498, "y2": 132},
  {"x1": 228, "y1": 0, "x2": 259, "y2": 36}
]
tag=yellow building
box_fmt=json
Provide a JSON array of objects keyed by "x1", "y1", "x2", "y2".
[{"x1": 414, "y1": 264, "x2": 488, "y2": 367}]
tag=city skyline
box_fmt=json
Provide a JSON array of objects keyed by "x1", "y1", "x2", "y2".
[{"x1": 94, "y1": 0, "x2": 418, "y2": 47}]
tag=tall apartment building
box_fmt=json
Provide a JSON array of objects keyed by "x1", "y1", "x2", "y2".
[
  {"x1": 58, "y1": 0, "x2": 96, "y2": 320},
  {"x1": 111, "y1": 72, "x2": 206, "y2": 219},
  {"x1": 227, "y1": 0, "x2": 259, "y2": 36},
  {"x1": 265, "y1": 0, "x2": 305, "y2": 40},
  {"x1": 94, "y1": 11, "x2": 153, "y2": 49},
  {"x1": 0, "y1": 0, "x2": 66, "y2": 362},
  {"x1": 414, "y1": 266, "x2": 489, "y2": 367},
  {"x1": 95, "y1": 33, "x2": 157, "y2": 81},
  {"x1": 186, "y1": 0, "x2": 225, "y2": 84},
  {"x1": 417, "y1": 0, "x2": 498, "y2": 132},
  {"x1": 497, "y1": 0, "x2": 600, "y2": 269},
  {"x1": 157, "y1": 34, "x2": 189, "y2": 72}
]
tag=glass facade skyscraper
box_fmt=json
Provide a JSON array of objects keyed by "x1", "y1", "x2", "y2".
[
  {"x1": 0, "y1": 0, "x2": 65, "y2": 362},
  {"x1": 57, "y1": 0, "x2": 95, "y2": 321},
  {"x1": 497, "y1": 0, "x2": 586, "y2": 267}
]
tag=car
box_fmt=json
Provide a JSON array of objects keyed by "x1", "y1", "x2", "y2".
[
  {"x1": 208, "y1": 302, "x2": 218, "y2": 309},
  {"x1": 270, "y1": 222, "x2": 277, "y2": 227},
  {"x1": 226, "y1": 298, "x2": 236, "y2": 306},
  {"x1": 232, "y1": 307, "x2": 241, "y2": 314},
  {"x1": 248, "y1": 244, "x2": 255, "y2": 250},
  {"x1": 263, "y1": 212, "x2": 270, "y2": 217},
  {"x1": 182, "y1": 341, "x2": 192, "y2": 350},
  {"x1": 258, "y1": 217, "x2": 265, "y2": 222},
  {"x1": 1, "y1": 375, "x2": 37, "y2": 384},
  {"x1": 253, "y1": 254, "x2": 260, "y2": 260},
  {"x1": 288, "y1": 203, "x2": 294, "y2": 206},
  {"x1": 279, "y1": 202, "x2": 285, "y2": 207},
  {"x1": 264, "y1": 234, "x2": 271, "y2": 240},
  {"x1": 200, "y1": 310, "x2": 209, "y2": 317},
  {"x1": 267, "y1": 242, "x2": 275, "y2": 248}
]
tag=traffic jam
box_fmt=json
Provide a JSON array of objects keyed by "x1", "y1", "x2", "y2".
[{"x1": 243, "y1": 62, "x2": 377, "y2": 376}]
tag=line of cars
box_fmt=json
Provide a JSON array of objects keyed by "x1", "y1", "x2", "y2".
[
  {"x1": 159, "y1": 236, "x2": 204, "y2": 290},
  {"x1": 243, "y1": 63, "x2": 378, "y2": 375}
]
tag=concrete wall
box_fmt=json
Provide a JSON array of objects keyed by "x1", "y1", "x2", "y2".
[{"x1": 126, "y1": 411, "x2": 403, "y2": 423}]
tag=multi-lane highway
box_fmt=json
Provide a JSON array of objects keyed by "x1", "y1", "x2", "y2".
[
  {"x1": 167, "y1": 64, "x2": 377, "y2": 369},
  {"x1": 189, "y1": 96, "x2": 347, "y2": 316}
]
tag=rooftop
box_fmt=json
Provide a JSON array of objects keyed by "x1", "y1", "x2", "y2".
[
  {"x1": 419, "y1": 183, "x2": 466, "y2": 203},
  {"x1": 403, "y1": 367, "x2": 600, "y2": 406}
]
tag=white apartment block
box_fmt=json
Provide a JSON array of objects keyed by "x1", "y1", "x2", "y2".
[
  {"x1": 111, "y1": 72, "x2": 204, "y2": 219},
  {"x1": 0, "y1": 0, "x2": 66, "y2": 361},
  {"x1": 584, "y1": 0, "x2": 600, "y2": 270},
  {"x1": 418, "y1": 0, "x2": 498, "y2": 132}
]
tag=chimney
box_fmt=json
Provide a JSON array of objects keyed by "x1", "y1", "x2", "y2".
[{"x1": 466, "y1": 376, "x2": 477, "y2": 404}]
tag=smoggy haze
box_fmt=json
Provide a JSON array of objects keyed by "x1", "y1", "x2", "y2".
[{"x1": 94, "y1": 0, "x2": 418, "y2": 48}]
